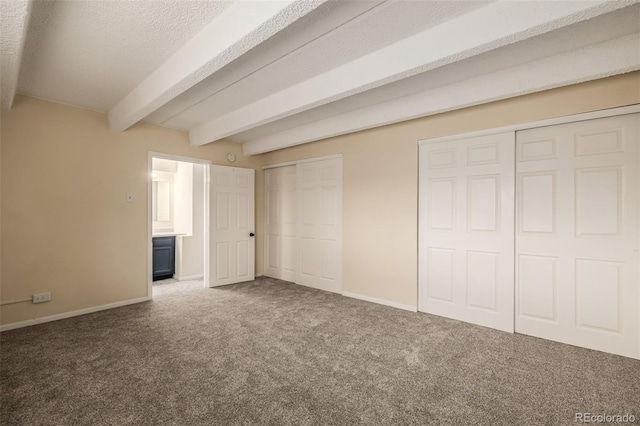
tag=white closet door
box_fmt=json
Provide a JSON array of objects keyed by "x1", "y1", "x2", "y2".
[
  {"x1": 419, "y1": 132, "x2": 515, "y2": 332},
  {"x1": 208, "y1": 165, "x2": 255, "y2": 287},
  {"x1": 296, "y1": 158, "x2": 342, "y2": 293},
  {"x1": 516, "y1": 114, "x2": 639, "y2": 358},
  {"x1": 264, "y1": 166, "x2": 297, "y2": 282}
]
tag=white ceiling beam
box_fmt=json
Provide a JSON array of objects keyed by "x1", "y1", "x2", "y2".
[
  {"x1": 108, "y1": 0, "x2": 328, "y2": 132},
  {"x1": 242, "y1": 34, "x2": 640, "y2": 155},
  {"x1": 0, "y1": 0, "x2": 32, "y2": 110},
  {"x1": 190, "y1": 0, "x2": 636, "y2": 146},
  {"x1": 143, "y1": 0, "x2": 386, "y2": 127}
]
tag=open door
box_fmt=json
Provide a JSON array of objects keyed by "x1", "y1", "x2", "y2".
[{"x1": 207, "y1": 165, "x2": 255, "y2": 287}]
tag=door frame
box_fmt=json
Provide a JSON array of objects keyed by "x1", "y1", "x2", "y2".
[{"x1": 147, "y1": 152, "x2": 212, "y2": 299}]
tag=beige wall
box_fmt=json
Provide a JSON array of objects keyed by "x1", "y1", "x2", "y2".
[
  {"x1": 0, "y1": 96, "x2": 260, "y2": 325},
  {"x1": 253, "y1": 72, "x2": 640, "y2": 308},
  {"x1": 1, "y1": 72, "x2": 639, "y2": 327}
]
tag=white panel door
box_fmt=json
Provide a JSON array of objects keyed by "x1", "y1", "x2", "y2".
[
  {"x1": 208, "y1": 165, "x2": 255, "y2": 287},
  {"x1": 516, "y1": 114, "x2": 639, "y2": 358},
  {"x1": 419, "y1": 132, "x2": 515, "y2": 332},
  {"x1": 264, "y1": 165, "x2": 297, "y2": 282},
  {"x1": 296, "y1": 158, "x2": 342, "y2": 293}
]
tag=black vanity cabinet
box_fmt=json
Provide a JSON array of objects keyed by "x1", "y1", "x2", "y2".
[{"x1": 152, "y1": 236, "x2": 175, "y2": 281}]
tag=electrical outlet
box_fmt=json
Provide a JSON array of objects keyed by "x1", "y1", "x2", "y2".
[{"x1": 32, "y1": 293, "x2": 51, "y2": 304}]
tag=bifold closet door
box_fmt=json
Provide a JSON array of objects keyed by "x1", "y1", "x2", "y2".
[
  {"x1": 515, "y1": 114, "x2": 639, "y2": 358},
  {"x1": 297, "y1": 158, "x2": 342, "y2": 293},
  {"x1": 419, "y1": 132, "x2": 515, "y2": 332},
  {"x1": 264, "y1": 166, "x2": 297, "y2": 282}
]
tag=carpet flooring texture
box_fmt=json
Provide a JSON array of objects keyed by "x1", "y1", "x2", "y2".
[{"x1": 1, "y1": 277, "x2": 639, "y2": 425}]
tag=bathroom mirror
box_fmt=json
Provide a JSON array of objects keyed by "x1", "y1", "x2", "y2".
[{"x1": 152, "y1": 180, "x2": 171, "y2": 222}]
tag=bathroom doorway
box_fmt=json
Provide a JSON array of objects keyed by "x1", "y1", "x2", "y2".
[
  {"x1": 148, "y1": 153, "x2": 210, "y2": 298},
  {"x1": 147, "y1": 152, "x2": 256, "y2": 298}
]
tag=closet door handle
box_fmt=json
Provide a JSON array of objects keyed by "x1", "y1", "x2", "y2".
[{"x1": 249, "y1": 233, "x2": 255, "y2": 237}]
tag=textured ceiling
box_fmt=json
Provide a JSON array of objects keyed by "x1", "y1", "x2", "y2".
[
  {"x1": 4, "y1": 0, "x2": 639, "y2": 154},
  {"x1": 0, "y1": 0, "x2": 31, "y2": 109},
  {"x1": 18, "y1": 0, "x2": 231, "y2": 111}
]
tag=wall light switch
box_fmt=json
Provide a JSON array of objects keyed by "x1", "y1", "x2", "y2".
[{"x1": 126, "y1": 193, "x2": 134, "y2": 203}]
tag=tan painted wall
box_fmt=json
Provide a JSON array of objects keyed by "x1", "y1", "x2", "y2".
[
  {"x1": 2, "y1": 73, "x2": 639, "y2": 327},
  {"x1": 253, "y1": 72, "x2": 640, "y2": 308},
  {"x1": 0, "y1": 96, "x2": 261, "y2": 325}
]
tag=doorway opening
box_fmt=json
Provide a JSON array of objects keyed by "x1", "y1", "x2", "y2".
[
  {"x1": 148, "y1": 152, "x2": 211, "y2": 298},
  {"x1": 147, "y1": 152, "x2": 257, "y2": 299}
]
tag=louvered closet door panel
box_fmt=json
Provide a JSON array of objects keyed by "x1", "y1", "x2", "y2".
[
  {"x1": 419, "y1": 132, "x2": 515, "y2": 332},
  {"x1": 515, "y1": 113, "x2": 639, "y2": 359}
]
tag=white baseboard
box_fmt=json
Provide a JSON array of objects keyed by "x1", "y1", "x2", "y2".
[
  {"x1": 255, "y1": 273, "x2": 264, "y2": 278},
  {"x1": 175, "y1": 274, "x2": 204, "y2": 281},
  {"x1": 0, "y1": 296, "x2": 152, "y2": 332},
  {"x1": 342, "y1": 291, "x2": 418, "y2": 312}
]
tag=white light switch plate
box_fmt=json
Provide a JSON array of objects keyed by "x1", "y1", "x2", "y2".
[{"x1": 126, "y1": 193, "x2": 134, "y2": 203}]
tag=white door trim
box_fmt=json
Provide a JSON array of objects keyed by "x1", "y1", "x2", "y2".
[
  {"x1": 418, "y1": 104, "x2": 640, "y2": 146},
  {"x1": 148, "y1": 152, "x2": 212, "y2": 165},
  {"x1": 262, "y1": 153, "x2": 343, "y2": 170},
  {"x1": 147, "y1": 152, "x2": 212, "y2": 299}
]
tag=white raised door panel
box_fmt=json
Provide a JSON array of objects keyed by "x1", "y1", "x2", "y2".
[
  {"x1": 296, "y1": 158, "x2": 342, "y2": 293},
  {"x1": 264, "y1": 165, "x2": 297, "y2": 281},
  {"x1": 208, "y1": 165, "x2": 255, "y2": 287},
  {"x1": 419, "y1": 132, "x2": 515, "y2": 332},
  {"x1": 515, "y1": 113, "x2": 639, "y2": 359}
]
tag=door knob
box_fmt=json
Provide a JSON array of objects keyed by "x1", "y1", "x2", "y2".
[{"x1": 250, "y1": 233, "x2": 255, "y2": 237}]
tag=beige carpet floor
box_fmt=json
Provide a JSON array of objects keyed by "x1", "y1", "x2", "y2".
[{"x1": 1, "y1": 277, "x2": 639, "y2": 425}]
